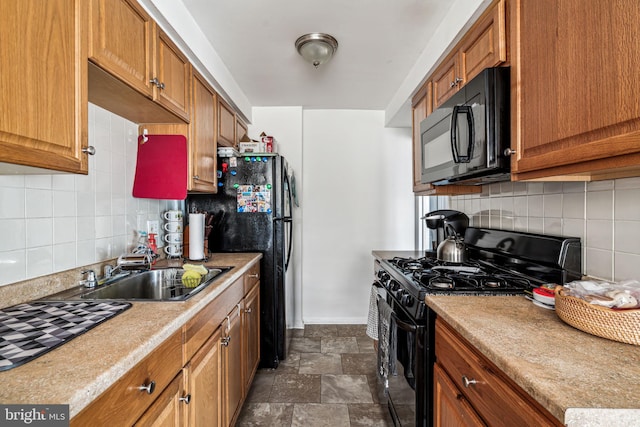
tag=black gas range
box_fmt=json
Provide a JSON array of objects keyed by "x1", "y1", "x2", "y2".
[{"x1": 373, "y1": 227, "x2": 582, "y2": 427}]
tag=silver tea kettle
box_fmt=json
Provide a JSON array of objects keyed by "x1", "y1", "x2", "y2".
[{"x1": 436, "y1": 224, "x2": 468, "y2": 263}]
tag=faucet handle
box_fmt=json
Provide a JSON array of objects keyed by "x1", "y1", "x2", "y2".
[{"x1": 81, "y1": 269, "x2": 98, "y2": 288}]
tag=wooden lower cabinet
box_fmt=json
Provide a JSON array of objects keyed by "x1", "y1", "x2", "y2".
[
  {"x1": 222, "y1": 303, "x2": 244, "y2": 426},
  {"x1": 134, "y1": 372, "x2": 185, "y2": 427},
  {"x1": 243, "y1": 283, "x2": 261, "y2": 391},
  {"x1": 433, "y1": 363, "x2": 485, "y2": 427},
  {"x1": 186, "y1": 328, "x2": 222, "y2": 426},
  {"x1": 435, "y1": 319, "x2": 561, "y2": 427},
  {"x1": 71, "y1": 263, "x2": 262, "y2": 427}
]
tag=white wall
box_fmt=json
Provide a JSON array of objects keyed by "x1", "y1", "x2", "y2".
[
  {"x1": 248, "y1": 107, "x2": 304, "y2": 329},
  {"x1": 447, "y1": 179, "x2": 640, "y2": 282},
  {"x1": 0, "y1": 104, "x2": 175, "y2": 287},
  {"x1": 302, "y1": 110, "x2": 414, "y2": 324}
]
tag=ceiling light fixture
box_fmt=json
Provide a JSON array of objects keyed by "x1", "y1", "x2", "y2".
[{"x1": 295, "y1": 33, "x2": 338, "y2": 69}]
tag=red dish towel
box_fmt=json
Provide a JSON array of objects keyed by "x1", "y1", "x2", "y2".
[{"x1": 132, "y1": 134, "x2": 187, "y2": 200}]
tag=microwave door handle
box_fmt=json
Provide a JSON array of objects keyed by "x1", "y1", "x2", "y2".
[
  {"x1": 451, "y1": 105, "x2": 474, "y2": 163},
  {"x1": 450, "y1": 105, "x2": 461, "y2": 163}
]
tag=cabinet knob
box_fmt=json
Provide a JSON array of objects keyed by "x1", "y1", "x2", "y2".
[
  {"x1": 462, "y1": 376, "x2": 477, "y2": 388},
  {"x1": 150, "y1": 77, "x2": 160, "y2": 87},
  {"x1": 82, "y1": 146, "x2": 96, "y2": 155},
  {"x1": 158, "y1": 82, "x2": 165, "y2": 90},
  {"x1": 179, "y1": 394, "x2": 191, "y2": 404},
  {"x1": 449, "y1": 81, "x2": 456, "y2": 88},
  {"x1": 248, "y1": 273, "x2": 259, "y2": 279},
  {"x1": 193, "y1": 175, "x2": 200, "y2": 180},
  {"x1": 454, "y1": 77, "x2": 463, "y2": 85},
  {"x1": 138, "y1": 380, "x2": 156, "y2": 395},
  {"x1": 245, "y1": 308, "x2": 252, "y2": 314},
  {"x1": 504, "y1": 148, "x2": 517, "y2": 156},
  {"x1": 221, "y1": 336, "x2": 231, "y2": 346}
]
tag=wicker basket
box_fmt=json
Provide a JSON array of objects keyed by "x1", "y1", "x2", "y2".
[{"x1": 554, "y1": 286, "x2": 640, "y2": 346}]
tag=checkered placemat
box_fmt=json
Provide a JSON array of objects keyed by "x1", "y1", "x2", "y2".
[{"x1": 0, "y1": 301, "x2": 131, "y2": 371}]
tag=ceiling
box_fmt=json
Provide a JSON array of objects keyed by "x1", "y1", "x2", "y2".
[{"x1": 180, "y1": 0, "x2": 458, "y2": 127}]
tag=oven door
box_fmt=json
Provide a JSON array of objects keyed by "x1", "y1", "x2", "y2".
[{"x1": 377, "y1": 292, "x2": 428, "y2": 427}]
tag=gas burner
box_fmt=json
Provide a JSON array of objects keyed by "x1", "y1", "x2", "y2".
[{"x1": 430, "y1": 277, "x2": 454, "y2": 289}]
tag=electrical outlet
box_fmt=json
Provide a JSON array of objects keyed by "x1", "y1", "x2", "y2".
[{"x1": 147, "y1": 220, "x2": 160, "y2": 235}]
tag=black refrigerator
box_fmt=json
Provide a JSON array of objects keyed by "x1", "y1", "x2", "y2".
[{"x1": 187, "y1": 154, "x2": 292, "y2": 369}]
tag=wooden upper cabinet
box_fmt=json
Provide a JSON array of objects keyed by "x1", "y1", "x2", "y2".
[
  {"x1": 511, "y1": 0, "x2": 640, "y2": 181},
  {"x1": 155, "y1": 30, "x2": 191, "y2": 122},
  {"x1": 189, "y1": 71, "x2": 218, "y2": 193},
  {"x1": 432, "y1": 0, "x2": 507, "y2": 109},
  {"x1": 88, "y1": 0, "x2": 154, "y2": 97},
  {"x1": 236, "y1": 117, "x2": 248, "y2": 145},
  {"x1": 0, "y1": 0, "x2": 88, "y2": 174},
  {"x1": 218, "y1": 99, "x2": 236, "y2": 147}
]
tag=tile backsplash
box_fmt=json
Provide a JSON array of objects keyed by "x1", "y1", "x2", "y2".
[
  {"x1": 448, "y1": 179, "x2": 640, "y2": 282},
  {"x1": 0, "y1": 104, "x2": 176, "y2": 287}
]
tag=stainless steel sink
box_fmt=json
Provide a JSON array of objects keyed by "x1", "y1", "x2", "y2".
[{"x1": 43, "y1": 267, "x2": 232, "y2": 302}]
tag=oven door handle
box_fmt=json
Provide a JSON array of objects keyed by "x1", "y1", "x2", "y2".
[{"x1": 392, "y1": 312, "x2": 417, "y2": 333}]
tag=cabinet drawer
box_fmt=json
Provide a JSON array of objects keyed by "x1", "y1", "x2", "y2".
[
  {"x1": 435, "y1": 320, "x2": 560, "y2": 427},
  {"x1": 183, "y1": 276, "x2": 244, "y2": 363},
  {"x1": 71, "y1": 330, "x2": 182, "y2": 427},
  {"x1": 244, "y1": 262, "x2": 260, "y2": 294}
]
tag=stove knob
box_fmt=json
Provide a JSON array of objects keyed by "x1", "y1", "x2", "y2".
[
  {"x1": 401, "y1": 294, "x2": 414, "y2": 307},
  {"x1": 390, "y1": 280, "x2": 400, "y2": 291}
]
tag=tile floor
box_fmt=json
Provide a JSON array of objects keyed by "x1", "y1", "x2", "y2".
[{"x1": 237, "y1": 324, "x2": 393, "y2": 426}]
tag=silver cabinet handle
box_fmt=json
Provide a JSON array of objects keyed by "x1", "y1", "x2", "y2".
[
  {"x1": 504, "y1": 148, "x2": 517, "y2": 156},
  {"x1": 454, "y1": 77, "x2": 463, "y2": 85},
  {"x1": 82, "y1": 146, "x2": 96, "y2": 155},
  {"x1": 193, "y1": 175, "x2": 200, "y2": 180},
  {"x1": 150, "y1": 77, "x2": 160, "y2": 87},
  {"x1": 245, "y1": 308, "x2": 252, "y2": 314},
  {"x1": 248, "y1": 273, "x2": 259, "y2": 278},
  {"x1": 462, "y1": 376, "x2": 477, "y2": 388},
  {"x1": 221, "y1": 336, "x2": 231, "y2": 347},
  {"x1": 158, "y1": 82, "x2": 165, "y2": 90},
  {"x1": 179, "y1": 394, "x2": 191, "y2": 404},
  {"x1": 450, "y1": 81, "x2": 456, "y2": 88},
  {"x1": 138, "y1": 380, "x2": 156, "y2": 394}
]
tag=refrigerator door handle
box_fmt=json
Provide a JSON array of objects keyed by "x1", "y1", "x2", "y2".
[{"x1": 284, "y1": 217, "x2": 293, "y2": 271}]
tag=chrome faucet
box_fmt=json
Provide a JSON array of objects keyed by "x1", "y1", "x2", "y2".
[{"x1": 81, "y1": 269, "x2": 98, "y2": 288}]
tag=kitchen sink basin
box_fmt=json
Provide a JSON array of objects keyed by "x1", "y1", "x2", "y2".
[{"x1": 43, "y1": 267, "x2": 233, "y2": 302}]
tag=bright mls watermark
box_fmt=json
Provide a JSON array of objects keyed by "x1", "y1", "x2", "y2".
[{"x1": 1, "y1": 405, "x2": 69, "y2": 426}]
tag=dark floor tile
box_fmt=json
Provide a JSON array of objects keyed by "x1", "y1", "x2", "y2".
[
  {"x1": 341, "y1": 352, "x2": 377, "y2": 376},
  {"x1": 321, "y1": 336, "x2": 359, "y2": 354},
  {"x1": 270, "y1": 374, "x2": 322, "y2": 403},
  {"x1": 236, "y1": 403, "x2": 294, "y2": 426},
  {"x1": 348, "y1": 403, "x2": 394, "y2": 427},
  {"x1": 289, "y1": 328, "x2": 305, "y2": 338},
  {"x1": 290, "y1": 336, "x2": 322, "y2": 353},
  {"x1": 356, "y1": 336, "x2": 376, "y2": 353},
  {"x1": 304, "y1": 324, "x2": 338, "y2": 337},
  {"x1": 366, "y1": 373, "x2": 386, "y2": 405},
  {"x1": 299, "y1": 353, "x2": 343, "y2": 375},
  {"x1": 245, "y1": 370, "x2": 275, "y2": 403},
  {"x1": 321, "y1": 374, "x2": 373, "y2": 404},
  {"x1": 291, "y1": 403, "x2": 350, "y2": 427},
  {"x1": 336, "y1": 324, "x2": 368, "y2": 337},
  {"x1": 277, "y1": 352, "x2": 301, "y2": 374}
]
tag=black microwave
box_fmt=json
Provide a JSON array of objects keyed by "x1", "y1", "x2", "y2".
[{"x1": 420, "y1": 67, "x2": 510, "y2": 186}]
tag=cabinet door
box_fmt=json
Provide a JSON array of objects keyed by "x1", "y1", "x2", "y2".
[
  {"x1": 187, "y1": 328, "x2": 222, "y2": 427},
  {"x1": 217, "y1": 99, "x2": 236, "y2": 147},
  {"x1": 459, "y1": 0, "x2": 506, "y2": 84},
  {"x1": 434, "y1": 363, "x2": 485, "y2": 427},
  {"x1": 190, "y1": 71, "x2": 218, "y2": 192},
  {"x1": 134, "y1": 372, "x2": 185, "y2": 427},
  {"x1": 432, "y1": 53, "x2": 459, "y2": 109},
  {"x1": 243, "y1": 283, "x2": 261, "y2": 390},
  {"x1": 0, "y1": 0, "x2": 88, "y2": 174},
  {"x1": 222, "y1": 305, "x2": 244, "y2": 426},
  {"x1": 88, "y1": 0, "x2": 154, "y2": 97},
  {"x1": 155, "y1": 29, "x2": 191, "y2": 122},
  {"x1": 512, "y1": 0, "x2": 640, "y2": 179},
  {"x1": 236, "y1": 118, "x2": 248, "y2": 146}
]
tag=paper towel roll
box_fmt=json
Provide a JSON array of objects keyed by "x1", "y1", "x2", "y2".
[{"x1": 189, "y1": 213, "x2": 205, "y2": 260}]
